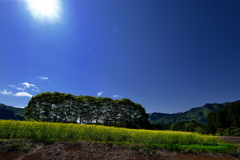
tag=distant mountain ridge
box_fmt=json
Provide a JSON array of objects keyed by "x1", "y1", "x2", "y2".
[
  {"x1": 0, "y1": 103, "x2": 25, "y2": 120},
  {"x1": 149, "y1": 101, "x2": 240, "y2": 125},
  {"x1": 148, "y1": 113, "x2": 170, "y2": 121}
]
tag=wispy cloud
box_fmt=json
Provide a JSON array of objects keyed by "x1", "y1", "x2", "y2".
[
  {"x1": 9, "y1": 82, "x2": 39, "y2": 92},
  {"x1": 112, "y1": 95, "x2": 123, "y2": 98},
  {"x1": 22, "y1": 82, "x2": 35, "y2": 88},
  {"x1": 1, "y1": 82, "x2": 39, "y2": 98},
  {"x1": 9, "y1": 85, "x2": 24, "y2": 91},
  {"x1": 0, "y1": 89, "x2": 12, "y2": 95},
  {"x1": 36, "y1": 76, "x2": 49, "y2": 80},
  {"x1": 97, "y1": 91, "x2": 103, "y2": 97},
  {"x1": 8, "y1": 85, "x2": 15, "y2": 88}
]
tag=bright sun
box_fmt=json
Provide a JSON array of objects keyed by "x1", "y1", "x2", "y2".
[{"x1": 26, "y1": 0, "x2": 62, "y2": 23}]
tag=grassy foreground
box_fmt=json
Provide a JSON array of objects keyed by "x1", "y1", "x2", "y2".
[{"x1": 0, "y1": 120, "x2": 238, "y2": 153}]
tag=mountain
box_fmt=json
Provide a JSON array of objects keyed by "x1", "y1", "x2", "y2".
[
  {"x1": 149, "y1": 113, "x2": 171, "y2": 121},
  {"x1": 149, "y1": 101, "x2": 238, "y2": 125},
  {"x1": 0, "y1": 103, "x2": 25, "y2": 120}
]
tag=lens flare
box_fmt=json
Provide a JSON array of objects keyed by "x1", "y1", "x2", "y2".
[{"x1": 26, "y1": 0, "x2": 62, "y2": 23}]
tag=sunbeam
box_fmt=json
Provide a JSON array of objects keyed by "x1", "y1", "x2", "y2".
[{"x1": 25, "y1": 0, "x2": 62, "y2": 23}]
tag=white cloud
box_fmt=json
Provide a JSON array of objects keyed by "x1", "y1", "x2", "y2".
[
  {"x1": 17, "y1": 87, "x2": 24, "y2": 91},
  {"x1": 1, "y1": 89, "x2": 33, "y2": 98},
  {"x1": 0, "y1": 89, "x2": 13, "y2": 95},
  {"x1": 113, "y1": 95, "x2": 123, "y2": 98},
  {"x1": 9, "y1": 84, "x2": 16, "y2": 88},
  {"x1": 36, "y1": 76, "x2": 48, "y2": 80},
  {"x1": 9, "y1": 85, "x2": 24, "y2": 91},
  {"x1": 21, "y1": 82, "x2": 39, "y2": 92},
  {"x1": 14, "y1": 92, "x2": 32, "y2": 98},
  {"x1": 97, "y1": 91, "x2": 103, "y2": 97},
  {"x1": 1, "y1": 82, "x2": 39, "y2": 98},
  {"x1": 31, "y1": 88, "x2": 40, "y2": 92},
  {"x1": 10, "y1": 82, "x2": 39, "y2": 92},
  {"x1": 22, "y1": 82, "x2": 35, "y2": 88}
]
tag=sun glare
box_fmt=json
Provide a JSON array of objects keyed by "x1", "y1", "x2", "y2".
[{"x1": 26, "y1": 0, "x2": 62, "y2": 23}]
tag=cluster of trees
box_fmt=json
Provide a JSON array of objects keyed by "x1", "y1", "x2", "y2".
[
  {"x1": 170, "y1": 121, "x2": 206, "y2": 134},
  {"x1": 208, "y1": 101, "x2": 240, "y2": 136},
  {"x1": 24, "y1": 92, "x2": 150, "y2": 129}
]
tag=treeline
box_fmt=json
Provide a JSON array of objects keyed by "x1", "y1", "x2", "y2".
[
  {"x1": 24, "y1": 92, "x2": 150, "y2": 129},
  {"x1": 170, "y1": 121, "x2": 207, "y2": 134},
  {"x1": 208, "y1": 101, "x2": 240, "y2": 136},
  {"x1": 153, "y1": 101, "x2": 240, "y2": 136},
  {"x1": 151, "y1": 121, "x2": 207, "y2": 134}
]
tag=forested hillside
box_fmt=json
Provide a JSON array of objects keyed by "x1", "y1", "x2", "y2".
[
  {"x1": 148, "y1": 113, "x2": 170, "y2": 121},
  {"x1": 150, "y1": 102, "x2": 231, "y2": 125},
  {"x1": 208, "y1": 101, "x2": 240, "y2": 136},
  {"x1": 0, "y1": 103, "x2": 24, "y2": 120}
]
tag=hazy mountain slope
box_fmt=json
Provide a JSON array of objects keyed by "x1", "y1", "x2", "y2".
[
  {"x1": 0, "y1": 103, "x2": 24, "y2": 120},
  {"x1": 149, "y1": 101, "x2": 237, "y2": 125},
  {"x1": 148, "y1": 113, "x2": 170, "y2": 121}
]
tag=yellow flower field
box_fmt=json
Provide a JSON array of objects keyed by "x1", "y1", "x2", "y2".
[{"x1": 0, "y1": 120, "x2": 219, "y2": 145}]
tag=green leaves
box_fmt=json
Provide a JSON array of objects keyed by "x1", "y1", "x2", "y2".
[
  {"x1": 24, "y1": 92, "x2": 150, "y2": 129},
  {"x1": 207, "y1": 101, "x2": 240, "y2": 135}
]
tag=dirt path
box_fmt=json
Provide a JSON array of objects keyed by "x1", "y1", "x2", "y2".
[
  {"x1": 0, "y1": 140, "x2": 239, "y2": 160},
  {"x1": 0, "y1": 150, "x2": 239, "y2": 160},
  {"x1": 219, "y1": 136, "x2": 240, "y2": 143}
]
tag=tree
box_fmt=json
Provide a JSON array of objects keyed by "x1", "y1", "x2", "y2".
[
  {"x1": 207, "y1": 101, "x2": 240, "y2": 135},
  {"x1": 184, "y1": 122, "x2": 195, "y2": 132},
  {"x1": 75, "y1": 95, "x2": 84, "y2": 124},
  {"x1": 24, "y1": 92, "x2": 150, "y2": 129}
]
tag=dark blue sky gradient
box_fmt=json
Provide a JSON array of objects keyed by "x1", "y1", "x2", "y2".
[{"x1": 1, "y1": 0, "x2": 240, "y2": 113}]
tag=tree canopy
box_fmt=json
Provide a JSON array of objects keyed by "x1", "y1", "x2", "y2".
[
  {"x1": 208, "y1": 101, "x2": 240, "y2": 135},
  {"x1": 24, "y1": 92, "x2": 150, "y2": 129}
]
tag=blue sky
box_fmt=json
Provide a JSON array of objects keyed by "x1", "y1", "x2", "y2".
[{"x1": 1, "y1": 0, "x2": 240, "y2": 113}]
